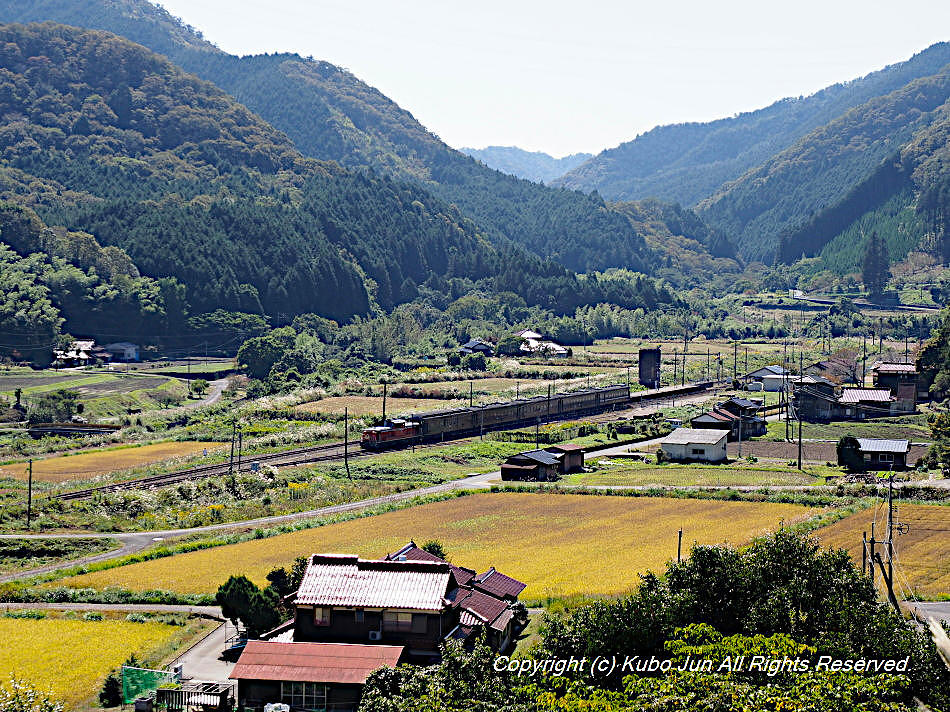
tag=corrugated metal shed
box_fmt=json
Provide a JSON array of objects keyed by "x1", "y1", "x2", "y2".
[
  {"x1": 661, "y1": 428, "x2": 729, "y2": 445},
  {"x1": 840, "y1": 389, "x2": 893, "y2": 404},
  {"x1": 856, "y1": 438, "x2": 910, "y2": 454},
  {"x1": 230, "y1": 641, "x2": 403, "y2": 684},
  {"x1": 295, "y1": 555, "x2": 451, "y2": 611},
  {"x1": 873, "y1": 362, "x2": 917, "y2": 374}
]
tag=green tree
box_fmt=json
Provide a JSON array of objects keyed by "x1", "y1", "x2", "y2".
[
  {"x1": 421, "y1": 540, "x2": 446, "y2": 559},
  {"x1": 190, "y1": 379, "x2": 208, "y2": 397},
  {"x1": 27, "y1": 390, "x2": 79, "y2": 424},
  {"x1": 862, "y1": 232, "x2": 889, "y2": 297},
  {"x1": 495, "y1": 333, "x2": 524, "y2": 356},
  {"x1": 837, "y1": 435, "x2": 864, "y2": 471},
  {"x1": 215, "y1": 575, "x2": 282, "y2": 638}
]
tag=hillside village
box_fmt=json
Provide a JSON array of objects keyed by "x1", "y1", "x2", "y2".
[{"x1": 0, "y1": 3, "x2": 947, "y2": 712}]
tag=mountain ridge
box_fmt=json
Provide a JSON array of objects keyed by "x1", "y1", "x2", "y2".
[
  {"x1": 554, "y1": 42, "x2": 950, "y2": 208},
  {"x1": 460, "y1": 146, "x2": 593, "y2": 184}
]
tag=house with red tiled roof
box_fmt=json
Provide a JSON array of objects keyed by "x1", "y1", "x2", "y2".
[{"x1": 230, "y1": 641, "x2": 403, "y2": 712}]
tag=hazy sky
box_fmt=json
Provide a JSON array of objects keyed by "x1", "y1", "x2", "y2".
[{"x1": 155, "y1": 0, "x2": 950, "y2": 157}]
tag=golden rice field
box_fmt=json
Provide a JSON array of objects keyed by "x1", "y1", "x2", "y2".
[
  {"x1": 0, "y1": 617, "x2": 187, "y2": 706},
  {"x1": 294, "y1": 395, "x2": 466, "y2": 416},
  {"x1": 815, "y1": 503, "x2": 950, "y2": 598},
  {"x1": 0, "y1": 441, "x2": 225, "y2": 483},
  {"x1": 58, "y1": 493, "x2": 820, "y2": 599}
]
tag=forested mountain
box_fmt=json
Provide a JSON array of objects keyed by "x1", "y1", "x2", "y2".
[
  {"x1": 0, "y1": 0, "x2": 684, "y2": 276},
  {"x1": 699, "y1": 70, "x2": 950, "y2": 262},
  {"x1": 459, "y1": 146, "x2": 592, "y2": 183},
  {"x1": 554, "y1": 42, "x2": 950, "y2": 208},
  {"x1": 0, "y1": 23, "x2": 678, "y2": 351}
]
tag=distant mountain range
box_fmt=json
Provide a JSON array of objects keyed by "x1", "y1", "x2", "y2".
[{"x1": 459, "y1": 146, "x2": 592, "y2": 184}]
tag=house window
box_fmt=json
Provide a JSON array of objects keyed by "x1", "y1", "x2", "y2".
[
  {"x1": 382, "y1": 611, "x2": 413, "y2": 632},
  {"x1": 879, "y1": 453, "x2": 893, "y2": 462},
  {"x1": 690, "y1": 448, "x2": 704, "y2": 455},
  {"x1": 313, "y1": 607, "x2": 331, "y2": 626},
  {"x1": 354, "y1": 610, "x2": 364, "y2": 623},
  {"x1": 280, "y1": 682, "x2": 327, "y2": 710}
]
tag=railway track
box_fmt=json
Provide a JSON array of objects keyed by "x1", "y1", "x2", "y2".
[
  {"x1": 50, "y1": 440, "x2": 375, "y2": 502},
  {"x1": 22, "y1": 381, "x2": 717, "y2": 505}
]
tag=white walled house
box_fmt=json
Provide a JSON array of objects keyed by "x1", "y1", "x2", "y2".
[{"x1": 659, "y1": 428, "x2": 728, "y2": 463}]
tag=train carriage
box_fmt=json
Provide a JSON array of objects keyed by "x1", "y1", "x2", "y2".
[{"x1": 362, "y1": 384, "x2": 632, "y2": 450}]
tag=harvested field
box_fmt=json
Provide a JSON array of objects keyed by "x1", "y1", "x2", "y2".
[
  {"x1": 75, "y1": 376, "x2": 172, "y2": 395},
  {"x1": 727, "y1": 440, "x2": 929, "y2": 464},
  {"x1": 295, "y1": 395, "x2": 466, "y2": 416},
  {"x1": 0, "y1": 441, "x2": 225, "y2": 482},
  {"x1": 0, "y1": 617, "x2": 191, "y2": 706},
  {"x1": 57, "y1": 493, "x2": 820, "y2": 599},
  {"x1": 0, "y1": 374, "x2": 80, "y2": 392},
  {"x1": 815, "y1": 503, "x2": 950, "y2": 598}
]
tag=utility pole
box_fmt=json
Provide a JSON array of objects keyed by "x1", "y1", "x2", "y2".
[
  {"x1": 706, "y1": 348, "x2": 710, "y2": 381},
  {"x1": 744, "y1": 347, "x2": 748, "y2": 380},
  {"x1": 677, "y1": 528, "x2": 683, "y2": 563},
  {"x1": 886, "y1": 473, "x2": 895, "y2": 606},
  {"x1": 236, "y1": 430, "x2": 242, "y2": 475},
  {"x1": 862, "y1": 332, "x2": 867, "y2": 386},
  {"x1": 382, "y1": 380, "x2": 388, "y2": 422},
  {"x1": 673, "y1": 349, "x2": 678, "y2": 385},
  {"x1": 862, "y1": 530, "x2": 867, "y2": 576},
  {"x1": 228, "y1": 421, "x2": 236, "y2": 482},
  {"x1": 738, "y1": 412, "x2": 743, "y2": 458},
  {"x1": 870, "y1": 521, "x2": 876, "y2": 589},
  {"x1": 682, "y1": 325, "x2": 688, "y2": 386},
  {"x1": 797, "y1": 350, "x2": 803, "y2": 470},
  {"x1": 344, "y1": 407, "x2": 350, "y2": 479},
  {"x1": 26, "y1": 459, "x2": 32, "y2": 528},
  {"x1": 733, "y1": 342, "x2": 738, "y2": 384}
]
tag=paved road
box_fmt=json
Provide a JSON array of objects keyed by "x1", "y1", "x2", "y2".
[
  {"x1": 170, "y1": 622, "x2": 236, "y2": 681},
  {"x1": 907, "y1": 601, "x2": 950, "y2": 625}
]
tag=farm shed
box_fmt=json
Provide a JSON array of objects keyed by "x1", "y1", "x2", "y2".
[
  {"x1": 500, "y1": 449, "x2": 563, "y2": 481},
  {"x1": 742, "y1": 364, "x2": 787, "y2": 384},
  {"x1": 545, "y1": 443, "x2": 585, "y2": 472},
  {"x1": 458, "y1": 338, "x2": 493, "y2": 356},
  {"x1": 230, "y1": 641, "x2": 403, "y2": 712},
  {"x1": 104, "y1": 342, "x2": 140, "y2": 361},
  {"x1": 855, "y1": 438, "x2": 910, "y2": 470},
  {"x1": 660, "y1": 428, "x2": 728, "y2": 463}
]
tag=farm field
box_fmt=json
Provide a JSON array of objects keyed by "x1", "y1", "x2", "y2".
[
  {"x1": 814, "y1": 503, "x2": 950, "y2": 598},
  {"x1": 0, "y1": 441, "x2": 225, "y2": 483},
  {"x1": 0, "y1": 616, "x2": 199, "y2": 707},
  {"x1": 563, "y1": 462, "x2": 818, "y2": 487},
  {"x1": 295, "y1": 395, "x2": 467, "y2": 416},
  {"x1": 763, "y1": 418, "x2": 930, "y2": 442},
  {"x1": 56, "y1": 493, "x2": 821, "y2": 599}
]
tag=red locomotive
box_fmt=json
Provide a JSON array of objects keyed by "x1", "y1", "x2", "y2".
[{"x1": 360, "y1": 418, "x2": 421, "y2": 450}]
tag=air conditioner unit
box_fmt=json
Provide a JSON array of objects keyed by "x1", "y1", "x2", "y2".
[{"x1": 368, "y1": 630, "x2": 382, "y2": 641}]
